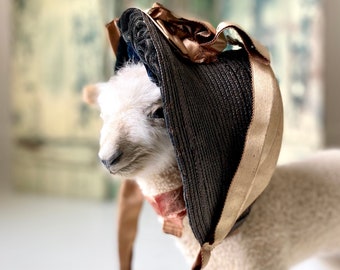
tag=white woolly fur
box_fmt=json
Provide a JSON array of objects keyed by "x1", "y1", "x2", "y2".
[{"x1": 88, "y1": 63, "x2": 340, "y2": 269}]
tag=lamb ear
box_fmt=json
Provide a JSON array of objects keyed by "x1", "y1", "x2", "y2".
[{"x1": 82, "y1": 84, "x2": 100, "y2": 105}]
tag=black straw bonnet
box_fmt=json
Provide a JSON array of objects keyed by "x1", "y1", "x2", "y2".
[{"x1": 110, "y1": 4, "x2": 283, "y2": 268}]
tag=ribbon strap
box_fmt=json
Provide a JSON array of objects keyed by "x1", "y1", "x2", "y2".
[
  {"x1": 117, "y1": 180, "x2": 144, "y2": 270},
  {"x1": 191, "y1": 28, "x2": 283, "y2": 270}
]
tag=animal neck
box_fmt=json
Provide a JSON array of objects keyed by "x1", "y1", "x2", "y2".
[{"x1": 135, "y1": 164, "x2": 183, "y2": 197}]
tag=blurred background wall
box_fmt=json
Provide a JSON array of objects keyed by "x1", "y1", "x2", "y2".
[
  {"x1": 1, "y1": 0, "x2": 339, "y2": 199},
  {"x1": 8, "y1": 0, "x2": 117, "y2": 199},
  {"x1": 0, "y1": 0, "x2": 11, "y2": 191}
]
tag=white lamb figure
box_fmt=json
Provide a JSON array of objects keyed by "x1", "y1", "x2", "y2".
[{"x1": 84, "y1": 63, "x2": 340, "y2": 270}]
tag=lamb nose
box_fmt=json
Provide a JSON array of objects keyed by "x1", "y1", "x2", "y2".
[{"x1": 101, "y1": 150, "x2": 123, "y2": 169}]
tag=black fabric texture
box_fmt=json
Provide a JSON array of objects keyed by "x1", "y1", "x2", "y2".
[
  {"x1": 117, "y1": 8, "x2": 253, "y2": 245},
  {"x1": 114, "y1": 35, "x2": 141, "y2": 73},
  {"x1": 117, "y1": 9, "x2": 160, "y2": 84}
]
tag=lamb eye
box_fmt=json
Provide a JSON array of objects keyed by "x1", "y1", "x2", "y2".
[{"x1": 150, "y1": 107, "x2": 164, "y2": 119}]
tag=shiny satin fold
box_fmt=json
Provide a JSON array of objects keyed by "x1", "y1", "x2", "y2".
[
  {"x1": 147, "y1": 3, "x2": 219, "y2": 63},
  {"x1": 146, "y1": 3, "x2": 269, "y2": 65}
]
